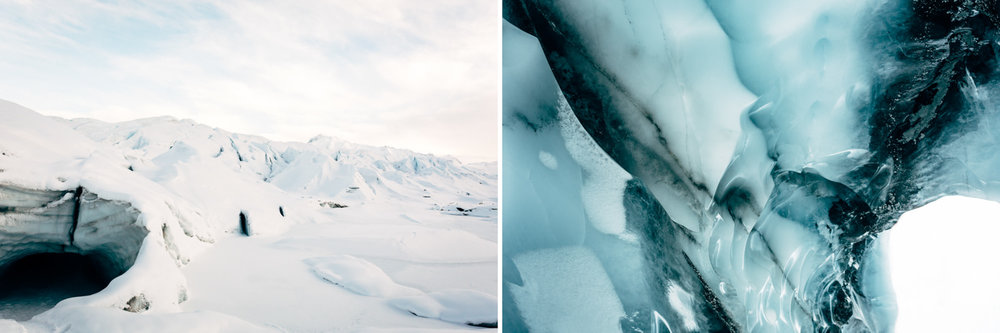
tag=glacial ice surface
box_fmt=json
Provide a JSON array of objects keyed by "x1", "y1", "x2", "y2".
[{"x1": 503, "y1": 0, "x2": 1000, "y2": 331}]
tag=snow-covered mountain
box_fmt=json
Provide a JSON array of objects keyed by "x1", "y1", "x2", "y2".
[
  {"x1": 0, "y1": 99, "x2": 497, "y2": 331},
  {"x1": 67, "y1": 115, "x2": 496, "y2": 206}
]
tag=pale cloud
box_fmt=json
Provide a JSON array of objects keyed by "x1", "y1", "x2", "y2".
[{"x1": 0, "y1": 0, "x2": 498, "y2": 162}]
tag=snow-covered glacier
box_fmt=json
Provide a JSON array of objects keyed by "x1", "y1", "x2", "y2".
[
  {"x1": 0, "y1": 99, "x2": 497, "y2": 331},
  {"x1": 503, "y1": 0, "x2": 999, "y2": 331}
]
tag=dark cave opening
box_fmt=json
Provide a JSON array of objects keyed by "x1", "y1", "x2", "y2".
[
  {"x1": 0, "y1": 252, "x2": 117, "y2": 321},
  {"x1": 239, "y1": 211, "x2": 250, "y2": 236}
]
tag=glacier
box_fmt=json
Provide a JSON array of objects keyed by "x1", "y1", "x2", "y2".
[
  {"x1": 0, "y1": 99, "x2": 497, "y2": 331},
  {"x1": 503, "y1": 0, "x2": 1000, "y2": 332}
]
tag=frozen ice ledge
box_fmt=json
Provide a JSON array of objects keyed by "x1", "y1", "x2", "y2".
[
  {"x1": 503, "y1": 0, "x2": 1000, "y2": 332},
  {"x1": 0, "y1": 184, "x2": 144, "y2": 276}
]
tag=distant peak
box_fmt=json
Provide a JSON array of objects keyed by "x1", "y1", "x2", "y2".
[
  {"x1": 307, "y1": 135, "x2": 355, "y2": 149},
  {"x1": 145, "y1": 115, "x2": 180, "y2": 121},
  {"x1": 307, "y1": 135, "x2": 336, "y2": 144}
]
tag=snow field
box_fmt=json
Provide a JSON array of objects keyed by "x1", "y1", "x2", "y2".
[{"x1": 0, "y1": 99, "x2": 497, "y2": 331}]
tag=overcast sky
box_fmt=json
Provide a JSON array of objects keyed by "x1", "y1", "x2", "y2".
[{"x1": 0, "y1": 1, "x2": 498, "y2": 162}]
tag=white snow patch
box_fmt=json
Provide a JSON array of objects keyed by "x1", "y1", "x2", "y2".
[
  {"x1": 0, "y1": 319, "x2": 27, "y2": 333},
  {"x1": 388, "y1": 289, "x2": 497, "y2": 327},
  {"x1": 509, "y1": 246, "x2": 625, "y2": 333},
  {"x1": 179, "y1": 204, "x2": 496, "y2": 332},
  {"x1": 32, "y1": 306, "x2": 273, "y2": 333},
  {"x1": 306, "y1": 255, "x2": 422, "y2": 298},
  {"x1": 556, "y1": 95, "x2": 632, "y2": 236},
  {"x1": 538, "y1": 150, "x2": 558, "y2": 170},
  {"x1": 272, "y1": 225, "x2": 496, "y2": 265}
]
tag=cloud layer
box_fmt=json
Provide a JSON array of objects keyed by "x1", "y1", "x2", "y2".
[{"x1": 0, "y1": 1, "x2": 498, "y2": 162}]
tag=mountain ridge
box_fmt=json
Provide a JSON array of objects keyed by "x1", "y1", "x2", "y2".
[{"x1": 60, "y1": 112, "x2": 496, "y2": 206}]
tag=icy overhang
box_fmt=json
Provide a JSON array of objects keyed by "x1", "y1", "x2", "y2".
[{"x1": 0, "y1": 184, "x2": 146, "y2": 284}]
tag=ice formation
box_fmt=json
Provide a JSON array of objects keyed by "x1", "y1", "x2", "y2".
[
  {"x1": 503, "y1": 0, "x2": 1000, "y2": 331},
  {"x1": 0, "y1": 99, "x2": 496, "y2": 330}
]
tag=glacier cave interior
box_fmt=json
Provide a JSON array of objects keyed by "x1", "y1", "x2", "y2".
[{"x1": 503, "y1": 0, "x2": 1000, "y2": 331}]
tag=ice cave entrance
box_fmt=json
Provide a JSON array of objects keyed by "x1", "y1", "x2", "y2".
[
  {"x1": 0, "y1": 185, "x2": 146, "y2": 321},
  {"x1": 0, "y1": 252, "x2": 115, "y2": 321},
  {"x1": 890, "y1": 196, "x2": 1000, "y2": 332}
]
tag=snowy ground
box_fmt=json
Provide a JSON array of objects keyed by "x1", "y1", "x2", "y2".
[
  {"x1": 3, "y1": 201, "x2": 497, "y2": 332},
  {"x1": 179, "y1": 200, "x2": 497, "y2": 332}
]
